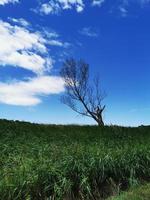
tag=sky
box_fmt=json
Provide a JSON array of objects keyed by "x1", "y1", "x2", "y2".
[{"x1": 0, "y1": 0, "x2": 150, "y2": 126}]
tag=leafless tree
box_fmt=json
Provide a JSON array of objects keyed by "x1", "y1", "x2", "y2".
[{"x1": 60, "y1": 58, "x2": 106, "y2": 126}]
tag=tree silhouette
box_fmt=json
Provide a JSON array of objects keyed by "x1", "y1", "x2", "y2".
[{"x1": 60, "y1": 58, "x2": 106, "y2": 126}]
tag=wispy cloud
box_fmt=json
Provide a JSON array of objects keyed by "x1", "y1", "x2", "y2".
[
  {"x1": 118, "y1": 0, "x2": 150, "y2": 17},
  {"x1": 0, "y1": 0, "x2": 19, "y2": 5},
  {"x1": 92, "y1": 0, "x2": 105, "y2": 7},
  {"x1": 38, "y1": 0, "x2": 84, "y2": 15},
  {"x1": 8, "y1": 17, "x2": 30, "y2": 27},
  {"x1": 34, "y1": 0, "x2": 150, "y2": 16},
  {"x1": 119, "y1": 6, "x2": 128, "y2": 17},
  {"x1": 79, "y1": 27, "x2": 99, "y2": 37}
]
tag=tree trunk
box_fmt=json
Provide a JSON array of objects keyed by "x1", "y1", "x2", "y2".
[
  {"x1": 97, "y1": 119, "x2": 104, "y2": 126},
  {"x1": 96, "y1": 115, "x2": 104, "y2": 126}
]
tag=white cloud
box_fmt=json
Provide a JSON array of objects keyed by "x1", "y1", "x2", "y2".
[
  {"x1": 118, "y1": 0, "x2": 150, "y2": 17},
  {"x1": 39, "y1": 0, "x2": 84, "y2": 15},
  {"x1": 92, "y1": 0, "x2": 105, "y2": 7},
  {"x1": 79, "y1": 27, "x2": 99, "y2": 37},
  {"x1": 0, "y1": 20, "x2": 67, "y2": 74},
  {"x1": 0, "y1": 76, "x2": 65, "y2": 106},
  {"x1": 37, "y1": 0, "x2": 150, "y2": 15},
  {"x1": 0, "y1": 20, "x2": 50, "y2": 74},
  {"x1": 39, "y1": 2, "x2": 60, "y2": 15},
  {"x1": 0, "y1": 0, "x2": 19, "y2": 5},
  {"x1": 8, "y1": 18, "x2": 30, "y2": 27},
  {"x1": 0, "y1": 19, "x2": 69, "y2": 106},
  {"x1": 119, "y1": 6, "x2": 128, "y2": 17}
]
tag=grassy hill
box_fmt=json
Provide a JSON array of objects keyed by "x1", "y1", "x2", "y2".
[{"x1": 0, "y1": 119, "x2": 150, "y2": 200}]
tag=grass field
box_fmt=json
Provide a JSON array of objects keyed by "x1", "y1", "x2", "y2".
[
  {"x1": 109, "y1": 183, "x2": 150, "y2": 200},
  {"x1": 0, "y1": 119, "x2": 150, "y2": 200}
]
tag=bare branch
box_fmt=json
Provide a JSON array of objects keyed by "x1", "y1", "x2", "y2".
[{"x1": 60, "y1": 58, "x2": 106, "y2": 126}]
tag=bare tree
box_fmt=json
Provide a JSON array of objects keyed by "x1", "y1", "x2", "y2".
[{"x1": 60, "y1": 58, "x2": 106, "y2": 126}]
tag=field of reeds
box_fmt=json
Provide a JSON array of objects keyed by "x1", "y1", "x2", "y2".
[{"x1": 0, "y1": 119, "x2": 150, "y2": 200}]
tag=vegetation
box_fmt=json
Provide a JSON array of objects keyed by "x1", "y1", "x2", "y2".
[
  {"x1": 109, "y1": 183, "x2": 150, "y2": 200},
  {"x1": 0, "y1": 119, "x2": 150, "y2": 200}
]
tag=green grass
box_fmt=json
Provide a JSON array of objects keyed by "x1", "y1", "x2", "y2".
[
  {"x1": 0, "y1": 119, "x2": 150, "y2": 200},
  {"x1": 109, "y1": 183, "x2": 150, "y2": 200}
]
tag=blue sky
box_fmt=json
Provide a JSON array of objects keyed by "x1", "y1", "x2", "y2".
[{"x1": 0, "y1": 0, "x2": 150, "y2": 126}]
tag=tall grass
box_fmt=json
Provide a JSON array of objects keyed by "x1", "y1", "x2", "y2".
[{"x1": 0, "y1": 119, "x2": 150, "y2": 199}]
